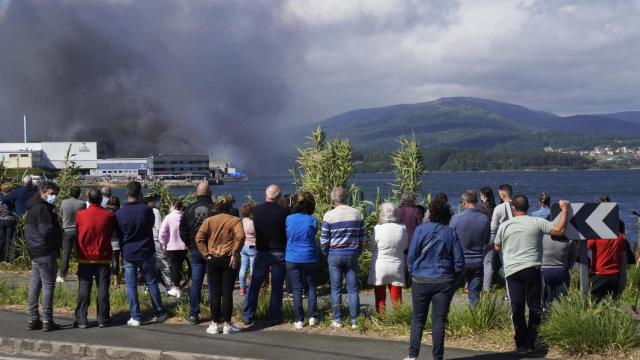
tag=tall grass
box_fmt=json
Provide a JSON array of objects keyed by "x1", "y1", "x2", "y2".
[
  {"x1": 448, "y1": 292, "x2": 511, "y2": 336},
  {"x1": 390, "y1": 134, "x2": 425, "y2": 199},
  {"x1": 539, "y1": 289, "x2": 640, "y2": 354}
]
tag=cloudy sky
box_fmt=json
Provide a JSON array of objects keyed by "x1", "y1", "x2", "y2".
[
  {"x1": 282, "y1": 0, "x2": 640, "y2": 122},
  {"x1": 0, "y1": 0, "x2": 638, "y2": 170}
]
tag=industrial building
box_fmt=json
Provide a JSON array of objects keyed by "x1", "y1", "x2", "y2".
[
  {"x1": 0, "y1": 142, "x2": 97, "y2": 170},
  {"x1": 89, "y1": 158, "x2": 149, "y2": 177},
  {"x1": 147, "y1": 154, "x2": 210, "y2": 179}
]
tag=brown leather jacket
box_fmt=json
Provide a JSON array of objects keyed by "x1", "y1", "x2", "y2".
[{"x1": 195, "y1": 213, "x2": 245, "y2": 257}]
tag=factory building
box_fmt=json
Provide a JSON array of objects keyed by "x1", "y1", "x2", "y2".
[
  {"x1": 0, "y1": 142, "x2": 97, "y2": 170},
  {"x1": 90, "y1": 158, "x2": 149, "y2": 177},
  {"x1": 147, "y1": 154, "x2": 210, "y2": 179}
]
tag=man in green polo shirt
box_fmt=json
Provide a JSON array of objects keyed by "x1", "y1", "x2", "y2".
[{"x1": 495, "y1": 195, "x2": 569, "y2": 355}]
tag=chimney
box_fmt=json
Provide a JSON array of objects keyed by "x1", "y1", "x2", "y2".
[{"x1": 23, "y1": 113, "x2": 28, "y2": 143}]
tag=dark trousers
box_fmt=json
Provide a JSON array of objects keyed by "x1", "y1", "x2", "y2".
[
  {"x1": 408, "y1": 281, "x2": 454, "y2": 360},
  {"x1": 206, "y1": 255, "x2": 237, "y2": 323},
  {"x1": 542, "y1": 267, "x2": 569, "y2": 310},
  {"x1": 0, "y1": 223, "x2": 15, "y2": 262},
  {"x1": 28, "y1": 253, "x2": 58, "y2": 322},
  {"x1": 60, "y1": 231, "x2": 77, "y2": 278},
  {"x1": 111, "y1": 250, "x2": 122, "y2": 278},
  {"x1": 243, "y1": 251, "x2": 287, "y2": 324},
  {"x1": 591, "y1": 273, "x2": 620, "y2": 302},
  {"x1": 286, "y1": 261, "x2": 318, "y2": 322},
  {"x1": 189, "y1": 250, "x2": 212, "y2": 318},
  {"x1": 75, "y1": 263, "x2": 111, "y2": 325},
  {"x1": 506, "y1": 267, "x2": 543, "y2": 349},
  {"x1": 167, "y1": 250, "x2": 188, "y2": 288},
  {"x1": 456, "y1": 262, "x2": 483, "y2": 306}
]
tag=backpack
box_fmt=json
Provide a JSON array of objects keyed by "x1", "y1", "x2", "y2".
[{"x1": 0, "y1": 200, "x2": 17, "y2": 223}]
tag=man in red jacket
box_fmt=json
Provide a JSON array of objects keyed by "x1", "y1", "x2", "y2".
[{"x1": 74, "y1": 188, "x2": 116, "y2": 328}]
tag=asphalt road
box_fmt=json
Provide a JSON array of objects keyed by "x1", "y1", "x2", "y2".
[{"x1": 0, "y1": 310, "x2": 547, "y2": 360}]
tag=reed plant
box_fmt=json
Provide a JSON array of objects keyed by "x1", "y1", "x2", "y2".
[
  {"x1": 447, "y1": 292, "x2": 511, "y2": 336},
  {"x1": 390, "y1": 134, "x2": 425, "y2": 200}
]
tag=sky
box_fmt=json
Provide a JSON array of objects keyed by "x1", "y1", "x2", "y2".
[
  {"x1": 0, "y1": 0, "x2": 638, "y2": 171},
  {"x1": 282, "y1": 0, "x2": 640, "y2": 123}
]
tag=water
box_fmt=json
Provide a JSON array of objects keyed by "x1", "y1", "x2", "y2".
[{"x1": 110, "y1": 169, "x2": 640, "y2": 246}]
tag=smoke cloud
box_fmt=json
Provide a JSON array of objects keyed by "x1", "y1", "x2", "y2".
[{"x1": 0, "y1": 0, "x2": 302, "y2": 173}]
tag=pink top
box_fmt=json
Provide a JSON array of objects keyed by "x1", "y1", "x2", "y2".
[
  {"x1": 242, "y1": 218, "x2": 256, "y2": 247},
  {"x1": 159, "y1": 210, "x2": 187, "y2": 251}
]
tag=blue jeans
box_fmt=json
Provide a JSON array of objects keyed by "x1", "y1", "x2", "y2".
[
  {"x1": 457, "y1": 262, "x2": 483, "y2": 306},
  {"x1": 286, "y1": 261, "x2": 318, "y2": 323},
  {"x1": 243, "y1": 251, "x2": 286, "y2": 324},
  {"x1": 124, "y1": 257, "x2": 166, "y2": 321},
  {"x1": 328, "y1": 254, "x2": 360, "y2": 323},
  {"x1": 239, "y1": 245, "x2": 257, "y2": 290},
  {"x1": 542, "y1": 267, "x2": 569, "y2": 310},
  {"x1": 409, "y1": 281, "x2": 455, "y2": 360},
  {"x1": 189, "y1": 250, "x2": 212, "y2": 318}
]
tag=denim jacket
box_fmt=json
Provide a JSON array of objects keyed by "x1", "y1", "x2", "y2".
[{"x1": 407, "y1": 222, "x2": 465, "y2": 282}]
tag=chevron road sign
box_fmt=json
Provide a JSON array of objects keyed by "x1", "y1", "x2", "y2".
[{"x1": 549, "y1": 202, "x2": 619, "y2": 240}]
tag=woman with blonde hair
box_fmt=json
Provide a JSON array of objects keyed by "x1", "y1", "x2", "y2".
[{"x1": 368, "y1": 202, "x2": 408, "y2": 313}]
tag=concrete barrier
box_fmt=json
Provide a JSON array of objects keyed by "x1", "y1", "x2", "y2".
[{"x1": 0, "y1": 336, "x2": 262, "y2": 360}]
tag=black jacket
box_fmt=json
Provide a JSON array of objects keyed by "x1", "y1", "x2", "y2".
[
  {"x1": 24, "y1": 194, "x2": 63, "y2": 259},
  {"x1": 179, "y1": 196, "x2": 217, "y2": 251},
  {"x1": 253, "y1": 201, "x2": 290, "y2": 252}
]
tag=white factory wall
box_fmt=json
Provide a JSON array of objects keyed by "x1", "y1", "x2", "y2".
[{"x1": 0, "y1": 142, "x2": 97, "y2": 169}]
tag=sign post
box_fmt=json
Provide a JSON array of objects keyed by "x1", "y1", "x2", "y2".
[{"x1": 549, "y1": 202, "x2": 620, "y2": 296}]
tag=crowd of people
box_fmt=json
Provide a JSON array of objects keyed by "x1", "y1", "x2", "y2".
[{"x1": 0, "y1": 176, "x2": 635, "y2": 360}]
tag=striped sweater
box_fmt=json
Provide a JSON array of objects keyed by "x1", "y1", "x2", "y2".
[{"x1": 320, "y1": 205, "x2": 366, "y2": 256}]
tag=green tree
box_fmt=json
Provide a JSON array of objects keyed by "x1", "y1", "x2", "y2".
[{"x1": 56, "y1": 144, "x2": 81, "y2": 206}]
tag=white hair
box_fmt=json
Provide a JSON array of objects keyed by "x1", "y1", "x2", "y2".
[
  {"x1": 22, "y1": 175, "x2": 32, "y2": 186},
  {"x1": 378, "y1": 202, "x2": 399, "y2": 224}
]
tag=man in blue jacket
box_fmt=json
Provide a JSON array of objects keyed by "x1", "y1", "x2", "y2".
[
  {"x1": 449, "y1": 189, "x2": 490, "y2": 306},
  {"x1": 5, "y1": 176, "x2": 38, "y2": 217},
  {"x1": 114, "y1": 181, "x2": 167, "y2": 326}
]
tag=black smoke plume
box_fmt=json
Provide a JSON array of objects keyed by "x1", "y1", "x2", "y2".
[{"x1": 0, "y1": 0, "x2": 302, "y2": 173}]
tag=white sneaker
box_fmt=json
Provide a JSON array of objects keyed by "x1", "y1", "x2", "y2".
[
  {"x1": 167, "y1": 287, "x2": 181, "y2": 298},
  {"x1": 294, "y1": 321, "x2": 304, "y2": 330},
  {"x1": 206, "y1": 322, "x2": 221, "y2": 334},
  {"x1": 127, "y1": 318, "x2": 141, "y2": 327},
  {"x1": 308, "y1": 317, "x2": 317, "y2": 326},
  {"x1": 351, "y1": 323, "x2": 358, "y2": 330},
  {"x1": 56, "y1": 276, "x2": 65, "y2": 283},
  {"x1": 331, "y1": 320, "x2": 342, "y2": 328},
  {"x1": 223, "y1": 324, "x2": 241, "y2": 334}
]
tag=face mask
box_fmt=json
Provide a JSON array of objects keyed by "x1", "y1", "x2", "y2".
[{"x1": 46, "y1": 194, "x2": 57, "y2": 205}]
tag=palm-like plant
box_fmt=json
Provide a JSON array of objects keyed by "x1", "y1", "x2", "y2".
[{"x1": 390, "y1": 134, "x2": 425, "y2": 200}]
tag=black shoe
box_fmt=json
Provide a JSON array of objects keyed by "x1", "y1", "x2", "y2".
[
  {"x1": 98, "y1": 319, "x2": 111, "y2": 328},
  {"x1": 515, "y1": 346, "x2": 528, "y2": 355},
  {"x1": 27, "y1": 320, "x2": 42, "y2": 331},
  {"x1": 42, "y1": 321, "x2": 62, "y2": 332},
  {"x1": 188, "y1": 316, "x2": 199, "y2": 325},
  {"x1": 242, "y1": 318, "x2": 254, "y2": 326}
]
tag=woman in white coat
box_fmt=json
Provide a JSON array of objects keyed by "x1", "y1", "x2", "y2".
[{"x1": 368, "y1": 202, "x2": 408, "y2": 313}]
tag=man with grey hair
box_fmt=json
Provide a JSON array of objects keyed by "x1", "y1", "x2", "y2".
[
  {"x1": 101, "y1": 186, "x2": 112, "y2": 208},
  {"x1": 449, "y1": 189, "x2": 490, "y2": 306},
  {"x1": 321, "y1": 186, "x2": 366, "y2": 329},
  {"x1": 5, "y1": 175, "x2": 38, "y2": 216},
  {"x1": 243, "y1": 184, "x2": 291, "y2": 326}
]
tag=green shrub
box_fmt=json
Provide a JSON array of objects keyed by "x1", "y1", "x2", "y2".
[
  {"x1": 448, "y1": 292, "x2": 511, "y2": 336},
  {"x1": 539, "y1": 289, "x2": 640, "y2": 354}
]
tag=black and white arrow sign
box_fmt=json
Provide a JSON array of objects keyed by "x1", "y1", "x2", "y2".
[{"x1": 549, "y1": 202, "x2": 619, "y2": 240}]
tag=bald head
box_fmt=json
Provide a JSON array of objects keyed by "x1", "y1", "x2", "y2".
[
  {"x1": 265, "y1": 185, "x2": 281, "y2": 202},
  {"x1": 196, "y1": 182, "x2": 210, "y2": 197},
  {"x1": 101, "y1": 186, "x2": 112, "y2": 197}
]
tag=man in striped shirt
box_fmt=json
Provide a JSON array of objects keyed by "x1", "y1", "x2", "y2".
[{"x1": 321, "y1": 186, "x2": 366, "y2": 329}]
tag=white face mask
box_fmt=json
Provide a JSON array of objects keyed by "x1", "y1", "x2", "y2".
[{"x1": 46, "y1": 194, "x2": 57, "y2": 205}]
